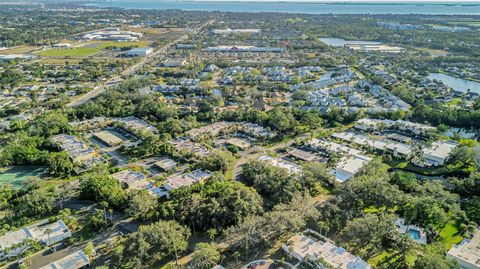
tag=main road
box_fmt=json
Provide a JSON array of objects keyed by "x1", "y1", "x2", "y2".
[{"x1": 67, "y1": 20, "x2": 213, "y2": 108}]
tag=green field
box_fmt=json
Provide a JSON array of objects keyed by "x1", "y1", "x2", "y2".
[{"x1": 35, "y1": 41, "x2": 151, "y2": 57}]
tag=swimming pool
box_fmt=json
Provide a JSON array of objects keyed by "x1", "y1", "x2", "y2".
[{"x1": 408, "y1": 229, "x2": 421, "y2": 240}]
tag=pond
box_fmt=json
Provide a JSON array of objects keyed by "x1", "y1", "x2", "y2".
[
  {"x1": 0, "y1": 166, "x2": 47, "y2": 189},
  {"x1": 319, "y1": 37, "x2": 381, "y2": 47},
  {"x1": 428, "y1": 73, "x2": 480, "y2": 94}
]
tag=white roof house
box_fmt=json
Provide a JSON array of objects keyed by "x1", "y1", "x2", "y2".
[
  {"x1": 186, "y1": 121, "x2": 232, "y2": 140},
  {"x1": 447, "y1": 230, "x2": 480, "y2": 269},
  {"x1": 212, "y1": 28, "x2": 261, "y2": 35},
  {"x1": 258, "y1": 155, "x2": 302, "y2": 175},
  {"x1": 421, "y1": 141, "x2": 458, "y2": 167},
  {"x1": 0, "y1": 220, "x2": 71, "y2": 260},
  {"x1": 282, "y1": 231, "x2": 371, "y2": 269},
  {"x1": 40, "y1": 250, "x2": 90, "y2": 269},
  {"x1": 332, "y1": 154, "x2": 372, "y2": 183}
]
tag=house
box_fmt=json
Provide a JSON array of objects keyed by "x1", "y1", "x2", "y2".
[
  {"x1": 51, "y1": 134, "x2": 98, "y2": 164},
  {"x1": 186, "y1": 121, "x2": 232, "y2": 141},
  {"x1": 125, "y1": 47, "x2": 153, "y2": 56},
  {"x1": 162, "y1": 58, "x2": 187, "y2": 67},
  {"x1": 170, "y1": 137, "x2": 211, "y2": 157},
  {"x1": 114, "y1": 116, "x2": 158, "y2": 134},
  {"x1": 225, "y1": 138, "x2": 251, "y2": 150},
  {"x1": 161, "y1": 170, "x2": 213, "y2": 197},
  {"x1": 237, "y1": 122, "x2": 276, "y2": 139},
  {"x1": 421, "y1": 141, "x2": 458, "y2": 167},
  {"x1": 0, "y1": 220, "x2": 71, "y2": 260},
  {"x1": 282, "y1": 230, "x2": 371, "y2": 269},
  {"x1": 154, "y1": 157, "x2": 177, "y2": 172},
  {"x1": 258, "y1": 155, "x2": 302, "y2": 175},
  {"x1": 111, "y1": 169, "x2": 148, "y2": 190},
  {"x1": 395, "y1": 218, "x2": 427, "y2": 244},
  {"x1": 332, "y1": 154, "x2": 372, "y2": 183},
  {"x1": 354, "y1": 118, "x2": 395, "y2": 131},
  {"x1": 40, "y1": 250, "x2": 90, "y2": 269},
  {"x1": 447, "y1": 229, "x2": 480, "y2": 269}
]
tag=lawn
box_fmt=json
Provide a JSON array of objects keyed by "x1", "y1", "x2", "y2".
[
  {"x1": 36, "y1": 47, "x2": 101, "y2": 57},
  {"x1": 439, "y1": 221, "x2": 463, "y2": 249},
  {"x1": 35, "y1": 41, "x2": 151, "y2": 58}
]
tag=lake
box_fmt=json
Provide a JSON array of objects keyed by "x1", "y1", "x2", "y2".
[
  {"x1": 0, "y1": 166, "x2": 47, "y2": 189},
  {"x1": 428, "y1": 73, "x2": 480, "y2": 94},
  {"x1": 319, "y1": 38, "x2": 381, "y2": 47},
  {"x1": 86, "y1": 1, "x2": 480, "y2": 15}
]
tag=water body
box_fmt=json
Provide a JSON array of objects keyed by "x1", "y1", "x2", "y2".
[
  {"x1": 86, "y1": 1, "x2": 480, "y2": 15},
  {"x1": 428, "y1": 73, "x2": 480, "y2": 94},
  {"x1": 319, "y1": 38, "x2": 381, "y2": 47},
  {"x1": 0, "y1": 166, "x2": 46, "y2": 189}
]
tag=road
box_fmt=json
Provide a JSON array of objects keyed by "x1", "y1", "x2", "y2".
[{"x1": 67, "y1": 20, "x2": 213, "y2": 108}]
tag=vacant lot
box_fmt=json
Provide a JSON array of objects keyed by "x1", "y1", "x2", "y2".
[{"x1": 0, "y1": 45, "x2": 41, "y2": 54}]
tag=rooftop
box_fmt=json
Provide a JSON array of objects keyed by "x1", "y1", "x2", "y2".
[
  {"x1": 447, "y1": 230, "x2": 480, "y2": 268},
  {"x1": 283, "y1": 232, "x2": 370, "y2": 269},
  {"x1": 40, "y1": 250, "x2": 90, "y2": 269}
]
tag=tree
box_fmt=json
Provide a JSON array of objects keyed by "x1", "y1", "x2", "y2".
[
  {"x1": 126, "y1": 190, "x2": 158, "y2": 221},
  {"x1": 224, "y1": 193, "x2": 317, "y2": 258},
  {"x1": 79, "y1": 172, "x2": 127, "y2": 208},
  {"x1": 190, "y1": 243, "x2": 221, "y2": 269},
  {"x1": 47, "y1": 151, "x2": 74, "y2": 176},
  {"x1": 90, "y1": 209, "x2": 108, "y2": 231},
  {"x1": 110, "y1": 220, "x2": 191, "y2": 268},
  {"x1": 339, "y1": 213, "x2": 397, "y2": 255},
  {"x1": 84, "y1": 241, "x2": 95, "y2": 258},
  {"x1": 414, "y1": 247, "x2": 459, "y2": 269},
  {"x1": 160, "y1": 180, "x2": 263, "y2": 231}
]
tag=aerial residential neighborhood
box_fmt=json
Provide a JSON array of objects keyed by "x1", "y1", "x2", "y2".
[{"x1": 0, "y1": 1, "x2": 479, "y2": 269}]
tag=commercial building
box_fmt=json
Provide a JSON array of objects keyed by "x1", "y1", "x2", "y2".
[
  {"x1": 82, "y1": 28, "x2": 142, "y2": 41},
  {"x1": 40, "y1": 250, "x2": 90, "y2": 269},
  {"x1": 282, "y1": 230, "x2": 371, "y2": 269},
  {"x1": 212, "y1": 28, "x2": 261, "y2": 35},
  {"x1": 0, "y1": 220, "x2": 71, "y2": 260},
  {"x1": 204, "y1": 46, "x2": 283, "y2": 53},
  {"x1": 421, "y1": 140, "x2": 458, "y2": 167},
  {"x1": 125, "y1": 47, "x2": 153, "y2": 56},
  {"x1": 447, "y1": 230, "x2": 480, "y2": 269},
  {"x1": 346, "y1": 44, "x2": 404, "y2": 53}
]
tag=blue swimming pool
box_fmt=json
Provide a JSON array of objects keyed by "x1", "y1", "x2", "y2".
[{"x1": 408, "y1": 229, "x2": 421, "y2": 240}]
